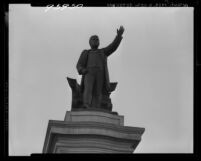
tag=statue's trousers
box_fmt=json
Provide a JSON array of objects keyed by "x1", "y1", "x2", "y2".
[{"x1": 83, "y1": 67, "x2": 104, "y2": 108}]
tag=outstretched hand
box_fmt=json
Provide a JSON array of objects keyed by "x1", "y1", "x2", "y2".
[{"x1": 117, "y1": 26, "x2": 124, "y2": 36}]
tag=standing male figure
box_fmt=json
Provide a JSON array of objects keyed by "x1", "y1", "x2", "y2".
[{"x1": 76, "y1": 26, "x2": 125, "y2": 109}]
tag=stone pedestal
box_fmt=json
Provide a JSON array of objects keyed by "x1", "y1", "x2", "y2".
[{"x1": 42, "y1": 110, "x2": 145, "y2": 153}]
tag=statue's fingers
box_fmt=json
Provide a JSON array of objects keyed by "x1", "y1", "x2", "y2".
[{"x1": 122, "y1": 27, "x2": 125, "y2": 31}]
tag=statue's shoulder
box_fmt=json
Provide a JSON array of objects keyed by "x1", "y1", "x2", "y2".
[{"x1": 81, "y1": 49, "x2": 91, "y2": 55}]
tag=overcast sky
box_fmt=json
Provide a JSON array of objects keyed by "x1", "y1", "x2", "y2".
[{"x1": 9, "y1": 5, "x2": 193, "y2": 155}]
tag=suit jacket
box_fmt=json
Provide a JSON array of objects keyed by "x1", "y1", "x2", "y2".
[{"x1": 76, "y1": 34, "x2": 123, "y2": 94}]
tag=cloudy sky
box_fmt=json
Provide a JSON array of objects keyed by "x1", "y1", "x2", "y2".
[{"x1": 9, "y1": 5, "x2": 193, "y2": 155}]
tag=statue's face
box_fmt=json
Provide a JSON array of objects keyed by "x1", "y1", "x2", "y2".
[{"x1": 89, "y1": 35, "x2": 99, "y2": 49}]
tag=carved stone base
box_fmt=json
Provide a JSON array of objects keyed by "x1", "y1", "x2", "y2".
[{"x1": 42, "y1": 111, "x2": 145, "y2": 153}]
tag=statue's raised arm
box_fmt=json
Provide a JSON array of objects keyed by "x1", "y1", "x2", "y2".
[{"x1": 102, "y1": 26, "x2": 125, "y2": 57}]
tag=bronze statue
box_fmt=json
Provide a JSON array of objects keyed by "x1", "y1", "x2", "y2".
[{"x1": 67, "y1": 26, "x2": 124, "y2": 112}]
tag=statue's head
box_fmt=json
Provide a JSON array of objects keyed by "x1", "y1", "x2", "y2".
[{"x1": 89, "y1": 35, "x2": 99, "y2": 49}]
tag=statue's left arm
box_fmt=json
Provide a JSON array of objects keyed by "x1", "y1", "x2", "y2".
[
  {"x1": 102, "y1": 26, "x2": 125, "y2": 57},
  {"x1": 76, "y1": 50, "x2": 88, "y2": 75}
]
